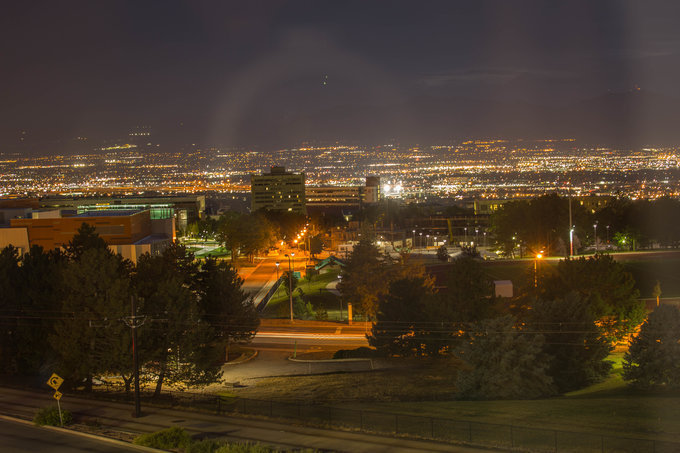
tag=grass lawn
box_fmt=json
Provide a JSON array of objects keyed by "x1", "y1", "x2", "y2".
[
  {"x1": 261, "y1": 268, "x2": 344, "y2": 320},
  {"x1": 481, "y1": 254, "x2": 680, "y2": 298},
  {"x1": 229, "y1": 352, "x2": 680, "y2": 442}
]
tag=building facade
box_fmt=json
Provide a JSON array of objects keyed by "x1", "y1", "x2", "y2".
[{"x1": 251, "y1": 166, "x2": 306, "y2": 213}]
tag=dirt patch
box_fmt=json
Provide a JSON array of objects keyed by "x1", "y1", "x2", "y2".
[{"x1": 231, "y1": 359, "x2": 461, "y2": 404}]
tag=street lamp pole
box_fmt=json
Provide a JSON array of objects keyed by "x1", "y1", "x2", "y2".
[
  {"x1": 412, "y1": 230, "x2": 415, "y2": 249},
  {"x1": 534, "y1": 251, "x2": 544, "y2": 289},
  {"x1": 285, "y1": 253, "x2": 295, "y2": 323},
  {"x1": 593, "y1": 223, "x2": 598, "y2": 252},
  {"x1": 419, "y1": 232, "x2": 422, "y2": 248}
]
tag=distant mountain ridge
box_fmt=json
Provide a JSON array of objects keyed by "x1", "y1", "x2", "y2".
[{"x1": 4, "y1": 89, "x2": 680, "y2": 154}]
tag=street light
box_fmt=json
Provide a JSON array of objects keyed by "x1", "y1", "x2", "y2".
[
  {"x1": 593, "y1": 222, "x2": 598, "y2": 252},
  {"x1": 426, "y1": 234, "x2": 430, "y2": 248},
  {"x1": 606, "y1": 225, "x2": 610, "y2": 246},
  {"x1": 464, "y1": 227, "x2": 468, "y2": 244},
  {"x1": 412, "y1": 230, "x2": 416, "y2": 249},
  {"x1": 284, "y1": 253, "x2": 295, "y2": 322},
  {"x1": 419, "y1": 232, "x2": 422, "y2": 248},
  {"x1": 534, "y1": 251, "x2": 544, "y2": 288},
  {"x1": 275, "y1": 261, "x2": 280, "y2": 279}
]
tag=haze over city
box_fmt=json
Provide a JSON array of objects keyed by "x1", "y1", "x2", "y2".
[{"x1": 1, "y1": 2, "x2": 680, "y2": 453}]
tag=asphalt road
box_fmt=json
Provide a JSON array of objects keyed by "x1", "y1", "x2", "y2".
[{"x1": 0, "y1": 418, "x2": 143, "y2": 453}]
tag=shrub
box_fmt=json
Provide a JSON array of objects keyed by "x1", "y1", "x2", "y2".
[
  {"x1": 215, "y1": 443, "x2": 274, "y2": 453},
  {"x1": 186, "y1": 438, "x2": 223, "y2": 453},
  {"x1": 33, "y1": 406, "x2": 73, "y2": 426},
  {"x1": 133, "y1": 426, "x2": 193, "y2": 450}
]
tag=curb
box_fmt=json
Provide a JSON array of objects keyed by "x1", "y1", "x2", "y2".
[
  {"x1": 223, "y1": 349, "x2": 259, "y2": 366},
  {"x1": 0, "y1": 414, "x2": 164, "y2": 452},
  {"x1": 287, "y1": 356, "x2": 373, "y2": 364}
]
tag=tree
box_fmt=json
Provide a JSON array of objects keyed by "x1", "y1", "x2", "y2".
[
  {"x1": 65, "y1": 223, "x2": 108, "y2": 260},
  {"x1": 623, "y1": 305, "x2": 680, "y2": 388},
  {"x1": 309, "y1": 235, "x2": 324, "y2": 258},
  {"x1": 337, "y1": 239, "x2": 391, "y2": 320},
  {"x1": 436, "y1": 245, "x2": 449, "y2": 262},
  {"x1": 528, "y1": 292, "x2": 613, "y2": 393},
  {"x1": 369, "y1": 277, "x2": 437, "y2": 357},
  {"x1": 195, "y1": 257, "x2": 259, "y2": 358},
  {"x1": 217, "y1": 213, "x2": 276, "y2": 263},
  {"x1": 135, "y1": 246, "x2": 220, "y2": 396},
  {"x1": 455, "y1": 315, "x2": 555, "y2": 400},
  {"x1": 11, "y1": 246, "x2": 67, "y2": 376},
  {"x1": 51, "y1": 248, "x2": 132, "y2": 392},
  {"x1": 540, "y1": 253, "x2": 644, "y2": 341},
  {"x1": 439, "y1": 256, "x2": 497, "y2": 323},
  {"x1": 0, "y1": 246, "x2": 22, "y2": 373}
]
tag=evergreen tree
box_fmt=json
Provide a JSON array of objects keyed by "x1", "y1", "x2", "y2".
[
  {"x1": 337, "y1": 239, "x2": 391, "y2": 320},
  {"x1": 135, "y1": 246, "x2": 221, "y2": 395},
  {"x1": 369, "y1": 277, "x2": 437, "y2": 357},
  {"x1": 52, "y1": 248, "x2": 132, "y2": 391},
  {"x1": 455, "y1": 315, "x2": 555, "y2": 400},
  {"x1": 541, "y1": 253, "x2": 644, "y2": 341},
  {"x1": 195, "y1": 257, "x2": 259, "y2": 356},
  {"x1": 65, "y1": 223, "x2": 108, "y2": 260},
  {"x1": 623, "y1": 304, "x2": 680, "y2": 388},
  {"x1": 528, "y1": 292, "x2": 613, "y2": 393}
]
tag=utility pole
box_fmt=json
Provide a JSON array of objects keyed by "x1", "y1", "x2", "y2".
[
  {"x1": 568, "y1": 190, "x2": 574, "y2": 257},
  {"x1": 124, "y1": 296, "x2": 146, "y2": 418}
]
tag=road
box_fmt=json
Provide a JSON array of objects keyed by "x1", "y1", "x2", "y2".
[
  {"x1": 0, "y1": 417, "x2": 144, "y2": 453},
  {"x1": 0, "y1": 387, "x2": 486, "y2": 453}
]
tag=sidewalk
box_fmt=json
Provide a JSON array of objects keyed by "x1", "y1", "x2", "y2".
[{"x1": 0, "y1": 387, "x2": 487, "y2": 453}]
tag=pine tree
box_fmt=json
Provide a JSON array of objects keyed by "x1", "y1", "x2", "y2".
[
  {"x1": 455, "y1": 315, "x2": 555, "y2": 400},
  {"x1": 623, "y1": 304, "x2": 680, "y2": 388}
]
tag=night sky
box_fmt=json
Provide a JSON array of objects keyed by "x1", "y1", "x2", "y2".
[{"x1": 2, "y1": 1, "x2": 680, "y2": 149}]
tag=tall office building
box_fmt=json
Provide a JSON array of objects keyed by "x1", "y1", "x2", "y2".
[
  {"x1": 364, "y1": 176, "x2": 381, "y2": 204},
  {"x1": 251, "y1": 166, "x2": 306, "y2": 213}
]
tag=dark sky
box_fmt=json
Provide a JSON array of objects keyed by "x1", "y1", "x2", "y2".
[{"x1": 2, "y1": 0, "x2": 680, "y2": 148}]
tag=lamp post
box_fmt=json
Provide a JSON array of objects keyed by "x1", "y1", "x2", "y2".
[
  {"x1": 464, "y1": 227, "x2": 468, "y2": 244},
  {"x1": 275, "y1": 261, "x2": 280, "y2": 279},
  {"x1": 606, "y1": 225, "x2": 610, "y2": 246},
  {"x1": 285, "y1": 253, "x2": 295, "y2": 323},
  {"x1": 475, "y1": 228, "x2": 479, "y2": 245},
  {"x1": 593, "y1": 223, "x2": 598, "y2": 252},
  {"x1": 426, "y1": 234, "x2": 430, "y2": 248},
  {"x1": 569, "y1": 226, "x2": 574, "y2": 256},
  {"x1": 534, "y1": 251, "x2": 544, "y2": 288},
  {"x1": 419, "y1": 232, "x2": 422, "y2": 248},
  {"x1": 412, "y1": 230, "x2": 416, "y2": 249}
]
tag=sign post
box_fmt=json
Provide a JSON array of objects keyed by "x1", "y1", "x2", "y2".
[{"x1": 46, "y1": 373, "x2": 64, "y2": 426}]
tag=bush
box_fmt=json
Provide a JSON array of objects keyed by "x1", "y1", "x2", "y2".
[
  {"x1": 215, "y1": 443, "x2": 274, "y2": 453},
  {"x1": 33, "y1": 405, "x2": 73, "y2": 426},
  {"x1": 186, "y1": 439, "x2": 223, "y2": 453},
  {"x1": 134, "y1": 427, "x2": 193, "y2": 450}
]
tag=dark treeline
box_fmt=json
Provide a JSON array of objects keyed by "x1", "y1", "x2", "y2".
[
  {"x1": 492, "y1": 194, "x2": 680, "y2": 256},
  {"x1": 340, "y1": 239, "x2": 677, "y2": 398},
  {"x1": 0, "y1": 224, "x2": 259, "y2": 394}
]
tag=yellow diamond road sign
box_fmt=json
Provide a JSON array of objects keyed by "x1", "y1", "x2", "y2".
[
  {"x1": 47, "y1": 373, "x2": 64, "y2": 391},
  {"x1": 53, "y1": 391, "x2": 62, "y2": 401}
]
